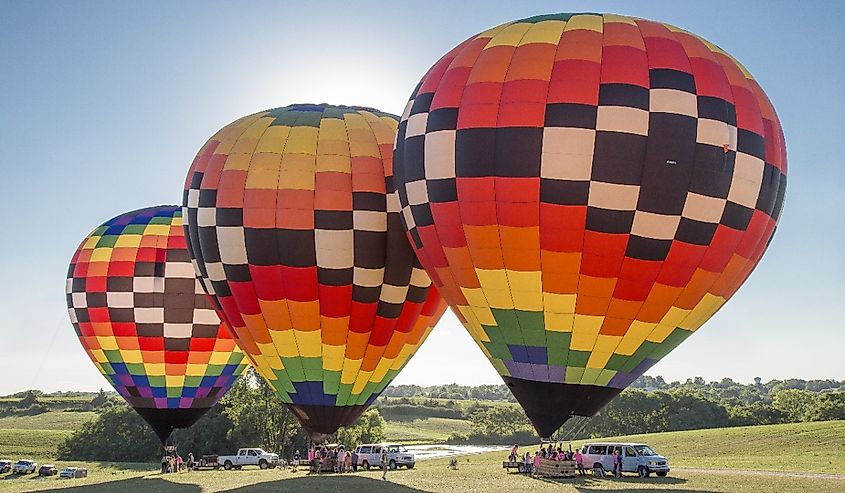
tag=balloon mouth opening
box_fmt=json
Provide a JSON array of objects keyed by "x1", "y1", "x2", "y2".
[
  {"x1": 286, "y1": 403, "x2": 370, "y2": 441},
  {"x1": 501, "y1": 377, "x2": 622, "y2": 438},
  {"x1": 135, "y1": 407, "x2": 209, "y2": 443}
]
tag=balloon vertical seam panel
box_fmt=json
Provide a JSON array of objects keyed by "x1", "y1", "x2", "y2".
[
  {"x1": 182, "y1": 104, "x2": 446, "y2": 427},
  {"x1": 392, "y1": 13, "x2": 785, "y2": 434},
  {"x1": 66, "y1": 205, "x2": 248, "y2": 410}
]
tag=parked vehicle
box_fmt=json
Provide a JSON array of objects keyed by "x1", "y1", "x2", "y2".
[
  {"x1": 192, "y1": 455, "x2": 220, "y2": 470},
  {"x1": 216, "y1": 448, "x2": 280, "y2": 470},
  {"x1": 580, "y1": 442, "x2": 670, "y2": 477},
  {"x1": 12, "y1": 460, "x2": 37, "y2": 474},
  {"x1": 0, "y1": 460, "x2": 12, "y2": 474},
  {"x1": 59, "y1": 466, "x2": 88, "y2": 479},
  {"x1": 354, "y1": 443, "x2": 415, "y2": 470},
  {"x1": 39, "y1": 464, "x2": 58, "y2": 476}
]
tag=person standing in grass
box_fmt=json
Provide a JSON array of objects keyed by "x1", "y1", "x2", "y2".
[
  {"x1": 574, "y1": 449, "x2": 585, "y2": 476},
  {"x1": 532, "y1": 451, "x2": 541, "y2": 478},
  {"x1": 381, "y1": 447, "x2": 389, "y2": 481},
  {"x1": 613, "y1": 449, "x2": 622, "y2": 478}
]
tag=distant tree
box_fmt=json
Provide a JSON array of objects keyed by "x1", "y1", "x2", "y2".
[
  {"x1": 18, "y1": 390, "x2": 41, "y2": 408},
  {"x1": 89, "y1": 388, "x2": 114, "y2": 409},
  {"x1": 772, "y1": 389, "x2": 817, "y2": 422}
]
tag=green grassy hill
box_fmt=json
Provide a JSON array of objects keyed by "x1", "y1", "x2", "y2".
[
  {"x1": 570, "y1": 420, "x2": 845, "y2": 474},
  {"x1": 384, "y1": 417, "x2": 472, "y2": 444},
  {"x1": 0, "y1": 412, "x2": 96, "y2": 459}
]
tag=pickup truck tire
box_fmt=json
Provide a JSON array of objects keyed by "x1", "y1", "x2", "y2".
[
  {"x1": 406, "y1": 464, "x2": 415, "y2": 469},
  {"x1": 235, "y1": 466, "x2": 242, "y2": 470},
  {"x1": 259, "y1": 460, "x2": 269, "y2": 470},
  {"x1": 389, "y1": 460, "x2": 396, "y2": 470},
  {"x1": 223, "y1": 461, "x2": 233, "y2": 471},
  {"x1": 656, "y1": 471, "x2": 668, "y2": 477},
  {"x1": 362, "y1": 460, "x2": 370, "y2": 470}
]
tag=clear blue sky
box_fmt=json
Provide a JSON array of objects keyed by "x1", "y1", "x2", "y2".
[{"x1": 0, "y1": 1, "x2": 842, "y2": 395}]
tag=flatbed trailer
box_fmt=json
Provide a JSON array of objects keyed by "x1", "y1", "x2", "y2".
[{"x1": 502, "y1": 460, "x2": 530, "y2": 473}]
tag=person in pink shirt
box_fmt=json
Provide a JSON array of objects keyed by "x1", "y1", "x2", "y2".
[
  {"x1": 574, "y1": 449, "x2": 585, "y2": 476},
  {"x1": 307, "y1": 448, "x2": 316, "y2": 473},
  {"x1": 532, "y1": 451, "x2": 541, "y2": 477}
]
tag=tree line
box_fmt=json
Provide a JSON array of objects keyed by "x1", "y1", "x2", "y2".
[
  {"x1": 446, "y1": 379, "x2": 845, "y2": 444},
  {"x1": 57, "y1": 368, "x2": 386, "y2": 462}
]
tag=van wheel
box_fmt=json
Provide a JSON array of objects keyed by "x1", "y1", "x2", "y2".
[
  {"x1": 592, "y1": 464, "x2": 604, "y2": 477},
  {"x1": 406, "y1": 464, "x2": 414, "y2": 469},
  {"x1": 259, "y1": 460, "x2": 268, "y2": 469},
  {"x1": 389, "y1": 460, "x2": 396, "y2": 470},
  {"x1": 362, "y1": 460, "x2": 370, "y2": 470},
  {"x1": 656, "y1": 471, "x2": 667, "y2": 477},
  {"x1": 223, "y1": 461, "x2": 233, "y2": 470}
]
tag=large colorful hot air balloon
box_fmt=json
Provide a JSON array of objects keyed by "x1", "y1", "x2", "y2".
[
  {"x1": 393, "y1": 13, "x2": 786, "y2": 437},
  {"x1": 182, "y1": 104, "x2": 446, "y2": 439},
  {"x1": 66, "y1": 206, "x2": 248, "y2": 442}
]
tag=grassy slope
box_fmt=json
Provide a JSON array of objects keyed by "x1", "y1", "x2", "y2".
[
  {"x1": 384, "y1": 417, "x2": 471, "y2": 443},
  {"x1": 0, "y1": 412, "x2": 95, "y2": 461},
  {"x1": 565, "y1": 420, "x2": 845, "y2": 474},
  {"x1": 0, "y1": 413, "x2": 97, "y2": 431}
]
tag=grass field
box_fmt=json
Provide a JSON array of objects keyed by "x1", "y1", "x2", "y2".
[
  {"x1": 0, "y1": 420, "x2": 843, "y2": 492},
  {"x1": 384, "y1": 417, "x2": 471, "y2": 443},
  {"x1": 0, "y1": 444, "x2": 843, "y2": 492},
  {"x1": 0, "y1": 412, "x2": 96, "y2": 460},
  {"x1": 566, "y1": 420, "x2": 845, "y2": 474},
  {"x1": 0, "y1": 413, "x2": 96, "y2": 431}
]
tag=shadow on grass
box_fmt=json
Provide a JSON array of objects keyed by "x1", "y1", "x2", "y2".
[
  {"x1": 24, "y1": 476, "x2": 202, "y2": 492},
  {"x1": 219, "y1": 475, "x2": 427, "y2": 492},
  {"x1": 536, "y1": 474, "x2": 718, "y2": 493}
]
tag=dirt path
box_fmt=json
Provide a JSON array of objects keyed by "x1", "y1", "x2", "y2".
[{"x1": 675, "y1": 466, "x2": 845, "y2": 480}]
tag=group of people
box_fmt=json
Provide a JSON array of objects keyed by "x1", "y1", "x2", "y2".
[
  {"x1": 160, "y1": 452, "x2": 194, "y2": 473},
  {"x1": 301, "y1": 445, "x2": 358, "y2": 474},
  {"x1": 509, "y1": 443, "x2": 586, "y2": 477}
]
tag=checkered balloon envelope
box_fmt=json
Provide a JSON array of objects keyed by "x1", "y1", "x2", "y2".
[
  {"x1": 66, "y1": 205, "x2": 248, "y2": 442},
  {"x1": 392, "y1": 12, "x2": 787, "y2": 438},
  {"x1": 182, "y1": 104, "x2": 447, "y2": 439}
]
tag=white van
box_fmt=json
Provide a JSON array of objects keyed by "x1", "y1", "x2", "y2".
[
  {"x1": 580, "y1": 442, "x2": 670, "y2": 477},
  {"x1": 354, "y1": 443, "x2": 415, "y2": 470}
]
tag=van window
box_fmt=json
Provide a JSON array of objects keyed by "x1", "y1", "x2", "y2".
[
  {"x1": 588, "y1": 445, "x2": 607, "y2": 455},
  {"x1": 625, "y1": 446, "x2": 636, "y2": 457},
  {"x1": 359, "y1": 446, "x2": 371, "y2": 454},
  {"x1": 388, "y1": 446, "x2": 399, "y2": 453}
]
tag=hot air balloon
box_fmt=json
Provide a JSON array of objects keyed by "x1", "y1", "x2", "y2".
[
  {"x1": 66, "y1": 206, "x2": 248, "y2": 442},
  {"x1": 393, "y1": 13, "x2": 786, "y2": 437},
  {"x1": 182, "y1": 104, "x2": 446, "y2": 440}
]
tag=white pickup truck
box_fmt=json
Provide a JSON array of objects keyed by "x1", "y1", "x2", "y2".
[{"x1": 216, "y1": 448, "x2": 280, "y2": 470}]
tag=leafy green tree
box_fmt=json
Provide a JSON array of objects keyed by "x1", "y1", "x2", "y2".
[
  {"x1": 221, "y1": 367, "x2": 307, "y2": 457},
  {"x1": 772, "y1": 389, "x2": 817, "y2": 422},
  {"x1": 57, "y1": 406, "x2": 160, "y2": 462},
  {"x1": 336, "y1": 408, "x2": 386, "y2": 447}
]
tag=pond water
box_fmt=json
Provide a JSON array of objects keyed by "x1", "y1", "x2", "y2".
[{"x1": 406, "y1": 444, "x2": 509, "y2": 461}]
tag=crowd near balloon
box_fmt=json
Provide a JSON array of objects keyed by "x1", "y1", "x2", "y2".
[{"x1": 65, "y1": 12, "x2": 786, "y2": 445}]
